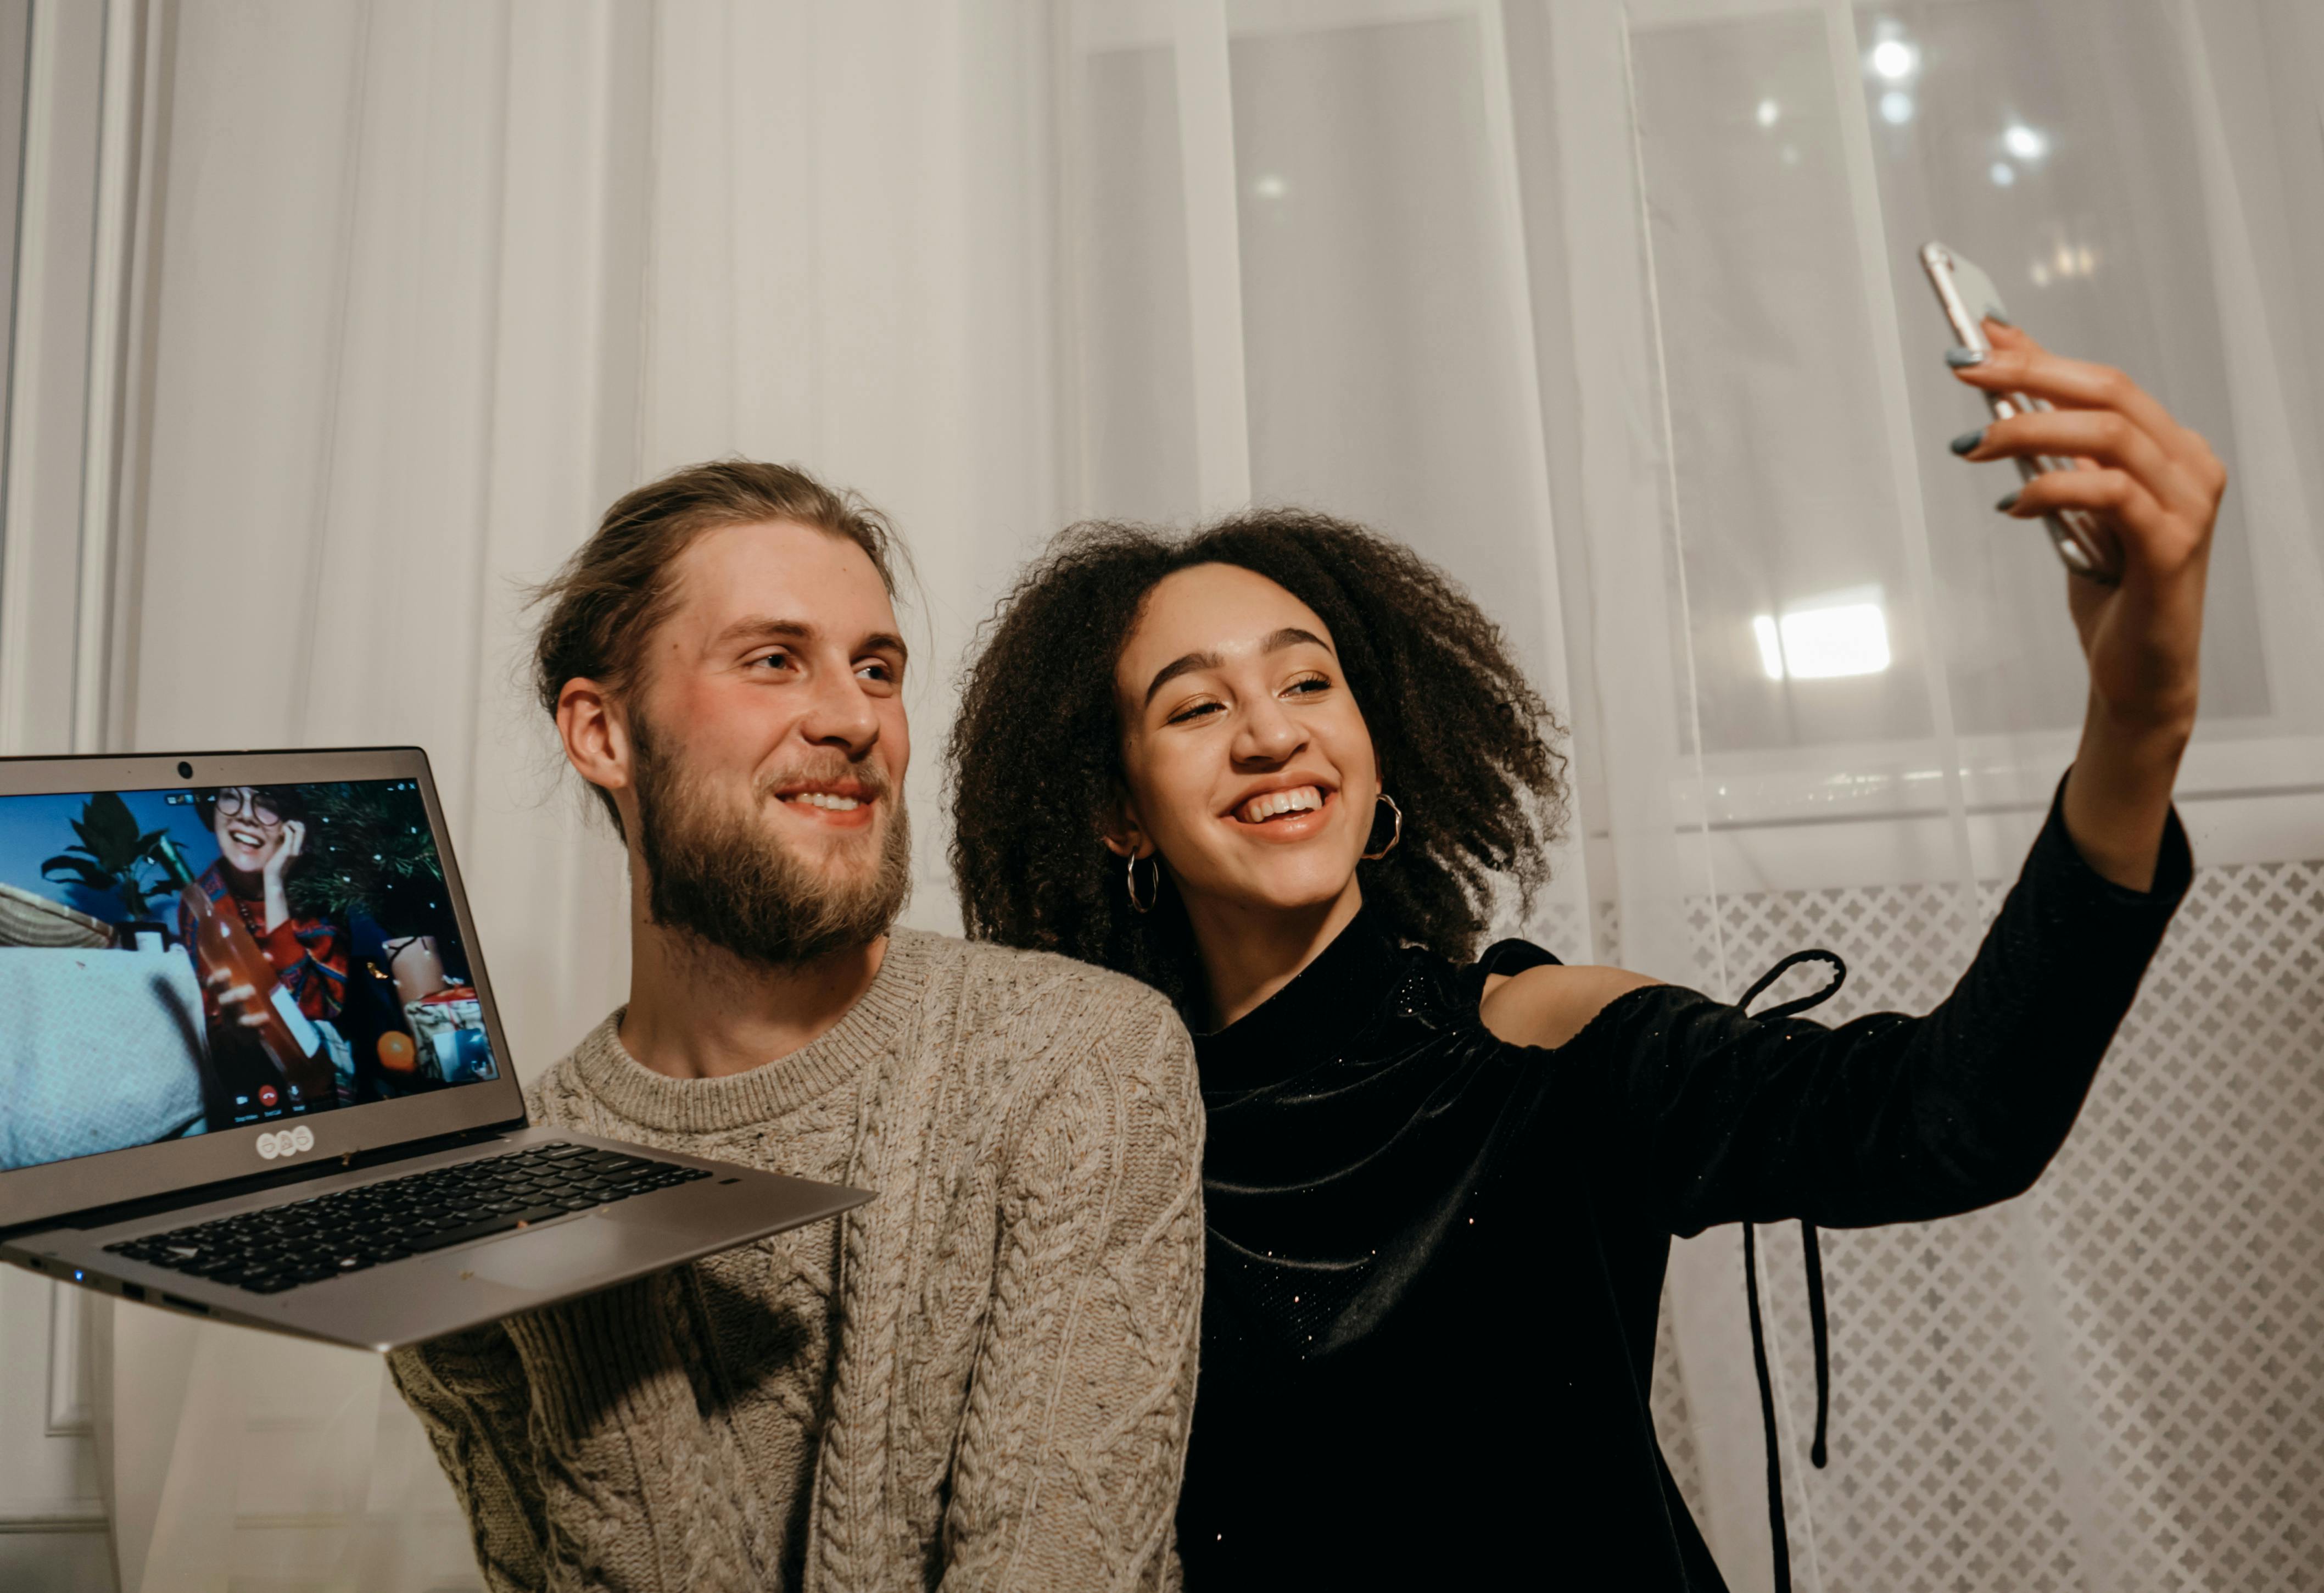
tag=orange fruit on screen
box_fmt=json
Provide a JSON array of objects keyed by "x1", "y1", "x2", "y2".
[{"x1": 377, "y1": 1031, "x2": 417, "y2": 1074}]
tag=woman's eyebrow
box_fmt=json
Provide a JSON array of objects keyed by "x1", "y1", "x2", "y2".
[
  {"x1": 1261, "y1": 626, "x2": 1332, "y2": 656},
  {"x1": 1144, "y1": 650, "x2": 1222, "y2": 707},
  {"x1": 1141, "y1": 628, "x2": 1334, "y2": 707}
]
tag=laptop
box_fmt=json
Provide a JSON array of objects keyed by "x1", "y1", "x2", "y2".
[{"x1": 0, "y1": 747, "x2": 872, "y2": 1351}]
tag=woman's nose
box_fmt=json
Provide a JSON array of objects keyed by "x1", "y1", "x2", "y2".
[{"x1": 1234, "y1": 699, "x2": 1304, "y2": 764}]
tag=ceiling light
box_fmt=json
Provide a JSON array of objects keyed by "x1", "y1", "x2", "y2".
[
  {"x1": 2003, "y1": 124, "x2": 2047, "y2": 160},
  {"x1": 1990, "y1": 161, "x2": 2016, "y2": 187},
  {"x1": 1756, "y1": 99, "x2": 1780, "y2": 129},
  {"x1": 1880, "y1": 92, "x2": 1914, "y2": 125},
  {"x1": 1869, "y1": 40, "x2": 1918, "y2": 81}
]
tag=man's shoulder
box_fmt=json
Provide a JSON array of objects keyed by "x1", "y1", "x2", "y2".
[
  {"x1": 898, "y1": 929, "x2": 1187, "y2": 1056},
  {"x1": 518, "y1": 1013, "x2": 624, "y2": 1128}
]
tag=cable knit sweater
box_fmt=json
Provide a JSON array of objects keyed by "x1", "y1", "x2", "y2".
[{"x1": 387, "y1": 929, "x2": 1205, "y2": 1592}]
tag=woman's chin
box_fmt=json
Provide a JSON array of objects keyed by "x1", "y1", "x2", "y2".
[{"x1": 1199, "y1": 865, "x2": 1360, "y2": 920}]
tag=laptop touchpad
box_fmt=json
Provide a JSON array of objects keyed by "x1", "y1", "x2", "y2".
[{"x1": 462, "y1": 1218, "x2": 637, "y2": 1290}]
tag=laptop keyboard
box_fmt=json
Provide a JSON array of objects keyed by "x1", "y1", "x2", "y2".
[{"x1": 102, "y1": 1141, "x2": 713, "y2": 1294}]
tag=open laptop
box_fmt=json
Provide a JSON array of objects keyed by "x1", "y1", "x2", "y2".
[{"x1": 0, "y1": 747, "x2": 871, "y2": 1351}]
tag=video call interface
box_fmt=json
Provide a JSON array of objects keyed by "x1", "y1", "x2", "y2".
[{"x1": 0, "y1": 778, "x2": 501, "y2": 1173}]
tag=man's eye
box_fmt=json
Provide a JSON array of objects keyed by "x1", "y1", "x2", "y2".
[
  {"x1": 857, "y1": 661, "x2": 895, "y2": 684},
  {"x1": 752, "y1": 651, "x2": 796, "y2": 671}
]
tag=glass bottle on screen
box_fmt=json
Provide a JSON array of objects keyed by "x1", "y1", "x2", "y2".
[{"x1": 155, "y1": 834, "x2": 332, "y2": 1104}]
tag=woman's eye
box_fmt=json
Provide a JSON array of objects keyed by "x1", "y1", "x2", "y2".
[
  {"x1": 857, "y1": 661, "x2": 894, "y2": 684},
  {"x1": 1167, "y1": 700, "x2": 1224, "y2": 726},
  {"x1": 1285, "y1": 675, "x2": 1331, "y2": 697}
]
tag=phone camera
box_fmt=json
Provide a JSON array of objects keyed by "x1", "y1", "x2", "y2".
[{"x1": 176, "y1": 761, "x2": 193, "y2": 778}]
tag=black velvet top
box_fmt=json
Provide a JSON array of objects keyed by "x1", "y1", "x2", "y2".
[{"x1": 1175, "y1": 778, "x2": 2192, "y2": 1589}]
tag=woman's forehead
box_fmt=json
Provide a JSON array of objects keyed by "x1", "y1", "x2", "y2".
[{"x1": 1124, "y1": 564, "x2": 1333, "y2": 666}]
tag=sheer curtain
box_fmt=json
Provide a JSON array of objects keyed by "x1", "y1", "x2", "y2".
[{"x1": 20, "y1": 0, "x2": 2320, "y2": 1587}]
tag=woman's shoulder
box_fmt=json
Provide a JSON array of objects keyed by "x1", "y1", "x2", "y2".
[{"x1": 1477, "y1": 961, "x2": 1663, "y2": 1052}]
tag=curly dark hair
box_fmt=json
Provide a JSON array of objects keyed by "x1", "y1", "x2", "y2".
[{"x1": 947, "y1": 508, "x2": 1569, "y2": 1009}]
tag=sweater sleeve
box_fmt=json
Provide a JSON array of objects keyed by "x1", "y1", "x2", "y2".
[
  {"x1": 386, "y1": 1325, "x2": 548, "y2": 1593},
  {"x1": 1596, "y1": 773, "x2": 2192, "y2": 1234},
  {"x1": 394, "y1": 1273, "x2": 780, "y2": 1592},
  {"x1": 936, "y1": 994, "x2": 1206, "y2": 1591}
]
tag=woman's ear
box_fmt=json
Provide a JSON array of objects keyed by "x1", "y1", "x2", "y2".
[{"x1": 1100, "y1": 790, "x2": 1152, "y2": 860}]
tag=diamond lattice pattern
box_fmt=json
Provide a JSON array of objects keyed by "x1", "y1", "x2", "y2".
[{"x1": 1643, "y1": 859, "x2": 2324, "y2": 1591}]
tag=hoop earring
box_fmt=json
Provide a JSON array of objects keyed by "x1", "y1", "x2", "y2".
[
  {"x1": 1125, "y1": 850, "x2": 1160, "y2": 914},
  {"x1": 1361, "y1": 794, "x2": 1403, "y2": 861}
]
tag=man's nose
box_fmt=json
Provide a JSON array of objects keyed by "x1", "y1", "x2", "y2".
[{"x1": 800, "y1": 669, "x2": 883, "y2": 757}]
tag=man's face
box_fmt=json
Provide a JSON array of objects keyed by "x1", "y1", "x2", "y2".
[{"x1": 621, "y1": 520, "x2": 913, "y2": 965}]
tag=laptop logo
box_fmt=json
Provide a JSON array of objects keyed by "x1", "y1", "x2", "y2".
[{"x1": 257, "y1": 1125, "x2": 316, "y2": 1160}]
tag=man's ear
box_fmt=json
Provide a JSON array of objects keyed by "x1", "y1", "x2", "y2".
[{"x1": 557, "y1": 678, "x2": 633, "y2": 804}]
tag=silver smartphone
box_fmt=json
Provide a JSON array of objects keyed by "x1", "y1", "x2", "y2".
[{"x1": 1920, "y1": 241, "x2": 2119, "y2": 583}]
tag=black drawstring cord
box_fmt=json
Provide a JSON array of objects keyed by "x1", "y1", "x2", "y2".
[{"x1": 1736, "y1": 949, "x2": 1847, "y2": 1593}]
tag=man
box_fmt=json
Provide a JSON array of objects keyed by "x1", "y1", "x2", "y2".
[{"x1": 389, "y1": 461, "x2": 1204, "y2": 1591}]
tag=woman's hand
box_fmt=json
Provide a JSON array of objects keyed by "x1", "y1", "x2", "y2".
[
  {"x1": 260, "y1": 817, "x2": 306, "y2": 934},
  {"x1": 1949, "y1": 321, "x2": 2225, "y2": 888}
]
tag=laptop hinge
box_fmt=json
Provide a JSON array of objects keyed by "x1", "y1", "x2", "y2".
[{"x1": 8, "y1": 1122, "x2": 521, "y2": 1239}]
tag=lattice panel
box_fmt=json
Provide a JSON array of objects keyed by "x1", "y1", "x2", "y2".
[{"x1": 1646, "y1": 858, "x2": 2324, "y2": 1591}]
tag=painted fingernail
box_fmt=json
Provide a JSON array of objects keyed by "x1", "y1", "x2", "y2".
[
  {"x1": 1949, "y1": 428, "x2": 1985, "y2": 456},
  {"x1": 1946, "y1": 347, "x2": 1989, "y2": 369},
  {"x1": 1982, "y1": 306, "x2": 2013, "y2": 327},
  {"x1": 1995, "y1": 491, "x2": 2021, "y2": 513}
]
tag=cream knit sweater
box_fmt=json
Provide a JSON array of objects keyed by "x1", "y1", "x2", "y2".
[{"x1": 387, "y1": 929, "x2": 1204, "y2": 1591}]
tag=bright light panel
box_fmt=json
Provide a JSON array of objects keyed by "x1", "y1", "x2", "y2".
[
  {"x1": 1752, "y1": 615, "x2": 1785, "y2": 680},
  {"x1": 1778, "y1": 603, "x2": 1891, "y2": 679}
]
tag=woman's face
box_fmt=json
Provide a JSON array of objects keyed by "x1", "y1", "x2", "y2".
[
  {"x1": 1111, "y1": 563, "x2": 1381, "y2": 920},
  {"x1": 210, "y1": 787, "x2": 288, "y2": 876}
]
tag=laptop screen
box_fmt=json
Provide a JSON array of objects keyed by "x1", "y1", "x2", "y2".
[{"x1": 0, "y1": 777, "x2": 503, "y2": 1173}]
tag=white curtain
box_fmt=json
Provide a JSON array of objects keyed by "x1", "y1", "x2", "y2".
[{"x1": 9, "y1": 0, "x2": 2320, "y2": 1586}]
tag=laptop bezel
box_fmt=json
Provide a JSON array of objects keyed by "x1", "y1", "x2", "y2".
[{"x1": 0, "y1": 747, "x2": 529, "y2": 1229}]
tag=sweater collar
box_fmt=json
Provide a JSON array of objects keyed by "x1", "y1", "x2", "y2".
[
  {"x1": 562, "y1": 928, "x2": 937, "y2": 1134},
  {"x1": 1192, "y1": 908, "x2": 1402, "y2": 1091}
]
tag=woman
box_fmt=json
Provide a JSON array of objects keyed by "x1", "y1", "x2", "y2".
[{"x1": 948, "y1": 326, "x2": 2221, "y2": 1586}]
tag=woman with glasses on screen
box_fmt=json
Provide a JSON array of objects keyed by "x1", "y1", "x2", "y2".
[{"x1": 945, "y1": 325, "x2": 2222, "y2": 1587}]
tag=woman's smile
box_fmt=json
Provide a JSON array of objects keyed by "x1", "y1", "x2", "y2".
[{"x1": 1224, "y1": 781, "x2": 1335, "y2": 843}]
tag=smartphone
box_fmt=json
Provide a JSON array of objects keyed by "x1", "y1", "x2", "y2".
[{"x1": 1919, "y1": 241, "x2": 2119, "y2": 583}]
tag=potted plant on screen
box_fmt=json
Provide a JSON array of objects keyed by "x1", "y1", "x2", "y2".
[{"x1": 40, "y1": 790, "x2": 174, "y2": 951}]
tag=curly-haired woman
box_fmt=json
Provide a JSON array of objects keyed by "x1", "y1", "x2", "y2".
[{"x1": 948, "y1": 326, "x2": 2221, "y2": 1588}]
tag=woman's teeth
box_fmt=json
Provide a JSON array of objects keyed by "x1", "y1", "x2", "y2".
[
  {"x1": 787, "y1": 791, "x2": 862, "y2": 811},
  {"x1": 1237, "y1": 786, "x2": 1323, "y2": 824}
]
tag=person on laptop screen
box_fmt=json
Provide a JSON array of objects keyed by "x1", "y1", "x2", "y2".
[
  {"x1": 0, "y1": 779, "x2": 491, "y2": 1169},
  {"x1": 388, "y1": 461, "x2": 1203, "y2": 1591}
]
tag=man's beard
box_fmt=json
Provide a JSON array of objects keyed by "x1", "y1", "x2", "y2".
[{"x1": 630, "y1": 716, "x2": 912, "y2": 967}]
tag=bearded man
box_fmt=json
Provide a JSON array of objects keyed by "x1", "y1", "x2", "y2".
[{"x1": 388, "y1": 462, "x2": 1203, "y2": 1592}]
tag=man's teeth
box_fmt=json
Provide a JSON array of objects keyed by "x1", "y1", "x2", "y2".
[
  {"x1": 788, "y1": 792, "x2": 863, "y2": 811},
  {"x1": 1237, "y1": 786, "x2": 1323, "y2": 824}
]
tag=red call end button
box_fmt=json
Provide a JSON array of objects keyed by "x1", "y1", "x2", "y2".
[{"x1": 257, "y1": 1085, "x2": 279, "y2": 1108}]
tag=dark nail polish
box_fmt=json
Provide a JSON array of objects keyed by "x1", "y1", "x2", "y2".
[
  {"x1": 1949, "y1": 429, "x2": 1985, "y2": 456},
  {"x1": 1946, "y1": 347, "x2": 1988, "y2": 369},
  {"x1": 1995, "y1": 491, "x2": 2021, "y2": 513}
]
